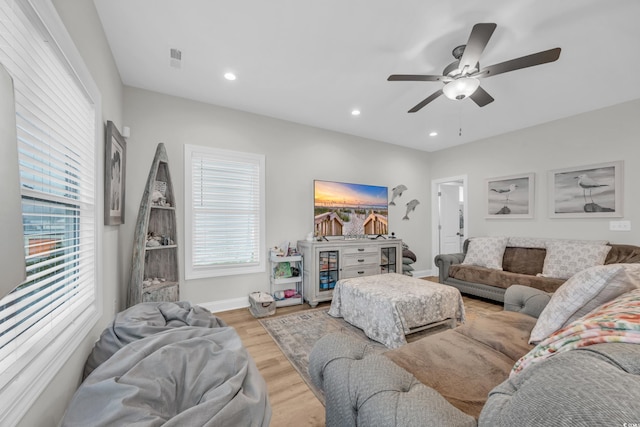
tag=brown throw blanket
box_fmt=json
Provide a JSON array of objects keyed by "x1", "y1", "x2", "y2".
[{"x1": 385, "y1": 311, "x2": 536, "y2": 418}]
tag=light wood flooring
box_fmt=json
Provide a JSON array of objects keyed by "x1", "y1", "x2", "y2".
[{"x1": 215, "y1": 278, "x2": 502, "y2": 427}]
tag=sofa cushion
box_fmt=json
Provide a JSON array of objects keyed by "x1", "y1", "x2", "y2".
[
  {"x1": 449, "y1": 264, "x2": 565, "y2": 293},
  {"x1": 539, "y1": 241, "x2": 611, "y2": 279},
  {"x1": 461, "y1": 236, "x2": 508, "y2": 270},
  {"x1": 529, "y1": 264, "x2": 640, "y2": 343},
  {"x1": 606, "y1": 243, "x2": 640, "y2": 264},
  {"x1": 385, "y1": 311, "x2": 536, "y2": 419},
  {"x1": 455, "y1": 311, "x2": 537, "y2": 361},
  {"x1": 385, "y1": 329, "x2": 514, "y2": 419},
  {"x1": 502, "y1": 247, "x2": 546, "y2": 275}
]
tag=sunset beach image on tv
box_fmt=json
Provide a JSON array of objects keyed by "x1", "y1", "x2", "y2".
[{"x1": 314, "y1": 180, "x2": 389, "y2": 237}]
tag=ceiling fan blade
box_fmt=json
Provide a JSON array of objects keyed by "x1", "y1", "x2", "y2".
[
  {"x1": 478, "y1": 47, "x2": 561, "y2": 78},
  {"x1": 458, "y1": 23, "x2": 497, "y2": 72},
  {"x1": 469, "y1": 86, "x2": 494, "y2": 107},
  {"x1": 388, "y1": 74, "x2": 444, "y2": 82},
  {"x1": 408, "y1": 89, "x2": 443, "y2": 113}
]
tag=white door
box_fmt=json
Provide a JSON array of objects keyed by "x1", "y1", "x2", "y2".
[
  {"x1": 439, "y1": 183, "x2": 463, "y2": 254},
  {"x1": 431, "y1": 176, "x2": 467, "y2": 271}
]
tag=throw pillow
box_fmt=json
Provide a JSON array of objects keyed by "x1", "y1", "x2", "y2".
[
  {"x1": 402, "y1": 263, "x2": 414, "y2": 272},
  {"x1": 539, "y1": 241, "x2": 611, "y2": 279},
  {"x1": 461, "y1": 236, "x2": 508, "y2": 270},
  {"x1": 529, "y1": 263, "x2": 640, "y2": 343},
  {"x1": 402, "y1": 249, "x2": 417, "y2": 262}
]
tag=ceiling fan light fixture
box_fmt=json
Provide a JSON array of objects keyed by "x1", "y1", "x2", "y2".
[{"x1": 442, "y1": 77, "x2": 480, "y2": 100}]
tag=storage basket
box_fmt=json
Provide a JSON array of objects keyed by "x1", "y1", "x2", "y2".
[{"x1": 248, "y1": 291, "x2": 276, "y2": 318}]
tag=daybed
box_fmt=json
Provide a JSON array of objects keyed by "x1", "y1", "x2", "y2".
[
  {"x1": 435, "y1": 236, "x2": 640, "y2": 302},
  {"x1": 61, "y1": 301, "x2": 271, "y2": 427},
  {"x1": 309, "y1": 263, "x2": 640, "y2": 427}
]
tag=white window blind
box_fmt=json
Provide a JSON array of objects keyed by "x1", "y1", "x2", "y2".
[
  {"x1": 0, "y1": 0, "x2": 99, "y2": 422},
  {"x1": 184, "y1": 144, "x2": 265, "y2": 278}
]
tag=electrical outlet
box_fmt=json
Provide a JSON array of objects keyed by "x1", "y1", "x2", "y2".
[{"x1": 609, "y1": 220, "x2": 631, "y2": 231}]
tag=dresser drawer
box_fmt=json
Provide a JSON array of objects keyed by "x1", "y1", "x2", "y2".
[
  {"x1": 342, "y1": 252, "x2": 379, "y2": 267},
  {"x1": 341, "y1": 265, "x2": 379, "y2": 279},
  {"x1": 342, "y1": 246, "x2": 378, "y2": 256}
]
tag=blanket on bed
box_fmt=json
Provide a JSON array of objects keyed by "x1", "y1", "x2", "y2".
[{"x1": 511, "y1": 288, "x2": 640, "y2": 377}]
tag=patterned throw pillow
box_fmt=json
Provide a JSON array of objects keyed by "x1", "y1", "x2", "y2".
[
  {"x1": 461, "y1": 236, "x2": 508, "y2": 270},
  {"x1": 539, "y1": 241, "x2": 611, "y2": 279},
  {"x1": 529, "y1": 263, "x2": 640, "y2": 343}
]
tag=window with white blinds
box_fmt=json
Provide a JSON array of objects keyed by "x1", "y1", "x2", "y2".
[
  {"x1": 184, "y1": 144, "x2": 265, "y2": 278},
  {"x1": 0, "y1": 0, "x2": 99, "y2": 422}
]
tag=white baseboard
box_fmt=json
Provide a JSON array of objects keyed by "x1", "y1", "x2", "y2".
[
  {"x1": 412, "y1": 269, "x2": 436, "y2": 278},
  {"x1": 198, "y1": 296, "x2": 249, "y2": 313}
]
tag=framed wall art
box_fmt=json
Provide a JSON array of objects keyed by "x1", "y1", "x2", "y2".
[
  {"x1": 486, "y1": 173, "x2": 535, "y2": 219},
  {"x1": 104, "y1": 120, "x2": 127, "y2": 225},
  {"x1": 548, "y1": 161, "x2": 623, "y2": 218}
]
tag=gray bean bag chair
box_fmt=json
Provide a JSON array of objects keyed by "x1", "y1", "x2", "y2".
[
  {"x1": 63, "y1": 302, "x2": 270, "y2": 426},
  {"x1": 83, "y1": 301, "x2": 226, "y2": 379}
]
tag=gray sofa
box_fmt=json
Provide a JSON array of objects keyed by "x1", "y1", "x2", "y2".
[
  {"x1": 435, "y1": 238, "x2": 640, "y2": 302},
  {"x1": 309, "y1": 286, "x2": 640, "y2": 427}
]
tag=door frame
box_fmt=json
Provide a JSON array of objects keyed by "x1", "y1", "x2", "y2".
[{"x1": 431, "y1": 175, "x2": 468, "y2": 271}]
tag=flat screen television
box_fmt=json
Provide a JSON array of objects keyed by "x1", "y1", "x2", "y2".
[{"x1": 314, "y1": 180, "x2": 389, "y2": 237}]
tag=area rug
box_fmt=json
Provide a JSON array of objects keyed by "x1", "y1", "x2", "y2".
[{"x1": 259, "y1": 306, "x2": 459, "y2": 405}]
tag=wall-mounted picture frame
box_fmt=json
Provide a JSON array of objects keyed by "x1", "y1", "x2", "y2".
[
  {"x1": 486, "y1": 173, "x2": 535, "y2": 219},
  {"x1": 104, "y1": 121, "x2": 126, "y2": 225},
  {"x1": 548, "y1": 161, "x2": 623, "y2": 218}
]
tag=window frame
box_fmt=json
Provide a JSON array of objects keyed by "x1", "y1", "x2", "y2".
[
  {"x1": 0, "y1": 0, "x2": 102, "y2": 424},
  {"x1": 184, "y1": 144, "x2": 266, "y2": 279}
]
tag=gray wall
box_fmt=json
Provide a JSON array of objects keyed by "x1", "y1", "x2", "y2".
[
  {"x1": 428, "y1": 99, "x2": 640, "y2": 244},
  {"x1": 122, "y1": 87, "x2": 432, "y2": 307}
]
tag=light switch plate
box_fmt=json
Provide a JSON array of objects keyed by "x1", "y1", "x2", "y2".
[{"x1": 609, "y1": 220, "x2": 631, "y2": 231}]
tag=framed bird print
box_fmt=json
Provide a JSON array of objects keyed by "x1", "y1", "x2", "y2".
[
  {"x1": 486, "y1": 173, "x2": 535, "y2": 219},
  {"x1": 548, "y1": 161, "x2": 623, "y2": 218}
]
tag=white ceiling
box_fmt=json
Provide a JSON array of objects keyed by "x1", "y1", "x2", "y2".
[{"x1": 93, "y1": 0, "x2": 640, "y2": 152}]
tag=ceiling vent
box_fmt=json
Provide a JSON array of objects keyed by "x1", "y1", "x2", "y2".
[{"x1": 170, "y1": 48, "x2": 182, "y2": 69}]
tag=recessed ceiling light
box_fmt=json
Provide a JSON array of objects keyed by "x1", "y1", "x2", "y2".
[
  {"x1": 429, "y1": 131, "x2": 438, "y2": 137},
  {"x1": 224, "y1": 72, "x2": 236, "y2": 81},
  {"x1": 351, "y1": 109, "x2": 361, "y2": 116}
]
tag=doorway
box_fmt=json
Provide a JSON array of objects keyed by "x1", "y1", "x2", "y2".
[{"x1": 431, "y1": 175, "x2": 467, "y2": 270}]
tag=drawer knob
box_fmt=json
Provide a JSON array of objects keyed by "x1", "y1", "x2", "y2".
[
  {"x1": 357, "y1": 248, "x2": 365, "y2": 252},
  {"x1": 358, "y1": 259, "x2": 365, "y2": 263},
  {"x1": 358, "y1": 271, "x2": 364, "y2": 274}
]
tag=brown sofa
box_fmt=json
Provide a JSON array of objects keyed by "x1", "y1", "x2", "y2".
[{"x1": 435, "y1": 238, "x2": 640, "y2": 302}]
